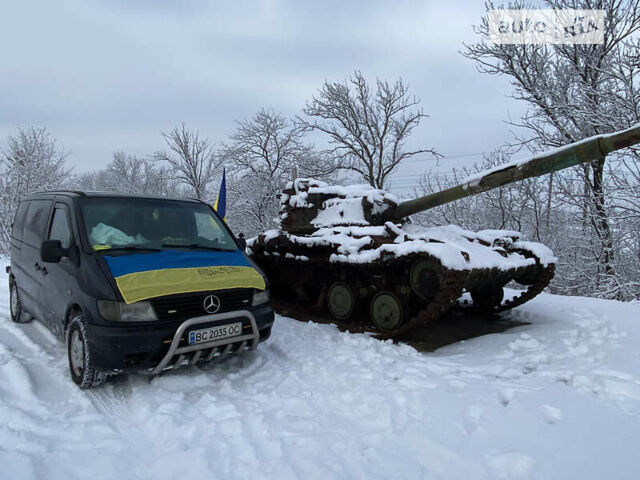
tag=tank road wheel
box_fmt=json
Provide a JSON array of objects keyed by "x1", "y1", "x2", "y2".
[
  {"x1": 370, "y1": 291, "x2": 405, "y2": 332},
  {"x1": 409, "y1": 258, "x2": 440, "y2": 301},
  {"x1": 470, "y1": 285, "x2": 504, "y2": 310},
  {"x1": 327, "y1": 281, "x2": 357, "y2": 320}
]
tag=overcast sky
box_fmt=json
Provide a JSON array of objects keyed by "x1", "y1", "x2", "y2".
[{"x1": 0, "y1": 0, "x2": 527, "y2": 194}]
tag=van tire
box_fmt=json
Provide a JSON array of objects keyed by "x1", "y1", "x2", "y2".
[
  {"x1": 66, "y1": 315, "x2": 106, "y2": 389},
  {"x1": 9, "y1": 280, "x2": 30, "y2": 323}
]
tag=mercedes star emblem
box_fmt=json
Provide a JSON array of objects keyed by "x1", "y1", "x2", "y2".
[{"x1": 203, "y1": 294, "x2": 221, "y2": 314}]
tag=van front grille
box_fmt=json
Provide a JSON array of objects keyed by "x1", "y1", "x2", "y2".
[{"x1": 150, "y1": 289, "x2": 253, "y2": 322}]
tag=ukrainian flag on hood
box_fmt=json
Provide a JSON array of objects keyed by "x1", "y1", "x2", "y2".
[{"x1": 103, "y1": 250, "x2": 266, "y2": 304}]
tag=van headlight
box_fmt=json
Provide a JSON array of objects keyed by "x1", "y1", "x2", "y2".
[
  {"x1": 98, "y1": 300, "x2": 158, "y2": 322},
  {"x1": 252, "y1": 289, "x2": 270, "y2": 306}
]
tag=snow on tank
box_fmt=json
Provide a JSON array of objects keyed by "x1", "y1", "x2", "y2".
[
  {"x1": 278, "y1": 178, "x2": 398, "y2": 233},
  {"x1": 251, "y1": 178, "x2": 554, "y2": 272}
]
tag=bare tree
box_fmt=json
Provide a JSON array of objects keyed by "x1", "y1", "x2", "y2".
[
  {"x1": 153, "y1": 123, "x2": 221, "y2": 200},
  {"x1": 463, "y1": 0, "x2": 640, "y2": 296},
  {"x1": 0, "y1": 127, "x2": 72, "y2": 255},
  {"x1": 76, "y1": 170, "x2": 114, "y2": 191},
  {"x1": 224, "y1": 108, "x2": 337, "y2": 180},
  {"x1": 108, "y1": 152, "x2": 157, "y2": 194},
  {"x1": 221, "y1": 109, "x2": 339, "y2": 236},
  {"x1": 76, "y1": 152, "x2": 180, "y2": 197},
  {"x1": 226, "y1": 173, "x2": 283, "y2": 236},
  {"x1": 300, "y1": 71, "x2": 439, "y2": 189}
]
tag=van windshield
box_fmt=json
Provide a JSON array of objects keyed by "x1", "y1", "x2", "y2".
[{"x1": 78, "y1": 197, "x2": 238, "y2": 253}]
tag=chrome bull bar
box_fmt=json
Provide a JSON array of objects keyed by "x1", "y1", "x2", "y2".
[{"x1": 150, "y1": 310, "x2": 259, "y2": 375}]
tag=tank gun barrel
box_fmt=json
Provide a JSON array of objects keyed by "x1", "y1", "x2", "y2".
[{"x1": 389, "y1": 124, "x2": 640, "y2": 221}]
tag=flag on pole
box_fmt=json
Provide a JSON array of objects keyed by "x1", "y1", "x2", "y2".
[{"x1": 214, "y1": 168, "x2": 227, "y2": 221}]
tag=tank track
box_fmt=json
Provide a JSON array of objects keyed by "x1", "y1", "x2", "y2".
[
  {"x1": 254, "y1": 254, "x2": 469, "y2": 338},
  {"x1": 253, "y1": 250, "x2": 554, "y2": 338},
  {"x1": 455, "y1": 262, "x2": 555, "y2": 315}
]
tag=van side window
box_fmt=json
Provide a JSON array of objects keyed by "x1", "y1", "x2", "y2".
[
  {"x1": 23, "y1": 200, "x2": 52, "y2": 246},
  {"x1": 12, "y1": 201, "x2": 30, "y2": 240},
  {"x1": 49, "y1": 207, "x2": 72, "y2": 248}
]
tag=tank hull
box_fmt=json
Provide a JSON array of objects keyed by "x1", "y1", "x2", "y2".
[{"x1": 249, "y1": 224, "x2": 556, "y2": 336}]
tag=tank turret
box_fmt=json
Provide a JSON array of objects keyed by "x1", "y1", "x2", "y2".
[
  {"x1": 278, "y1": 180, "x2": 398, "y2": 234},
  {"x1": 249, "y1": 124, "x2": 640, "y2": 336}
]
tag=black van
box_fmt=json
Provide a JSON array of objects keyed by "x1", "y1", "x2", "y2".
[{"x1": 7, "y1": 191, "x2": 274, "y2": 388}]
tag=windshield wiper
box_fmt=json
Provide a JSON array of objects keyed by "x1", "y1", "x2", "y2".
[
  {"x1": 161, "y1": 243, "x2": 230, "y2": 251},
  {"x1": 99, "y1": 246, "x2": 162, "y2": 253}
]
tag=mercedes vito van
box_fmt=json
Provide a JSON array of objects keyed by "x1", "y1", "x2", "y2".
[{"x1": 6, "y1": 191, "x2": 274, "y2": 388}]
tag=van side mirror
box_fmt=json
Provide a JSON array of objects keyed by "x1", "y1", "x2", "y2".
[
  {"x1": 41, "y1": 240, "x2": 66, "y2": 263},
  {"x1": 237, "y1": 233, "x2": 247, "y2": 249}
]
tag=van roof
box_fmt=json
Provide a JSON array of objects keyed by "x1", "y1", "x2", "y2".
[{"x1": 23, "y1": 191, "x2": 204, "y2": 203}]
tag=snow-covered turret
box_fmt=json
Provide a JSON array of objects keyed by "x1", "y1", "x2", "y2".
[{"x1": 278, "y1": 179, "x2": 398, "y2": 234}]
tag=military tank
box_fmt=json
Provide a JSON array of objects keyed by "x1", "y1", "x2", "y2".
[{"x1": 248, "y1": 125, "x2": 640, "y2": 335}]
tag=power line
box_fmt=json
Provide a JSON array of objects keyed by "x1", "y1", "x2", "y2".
[{"x1": 402, "y1": 151, "x2": 486, "y2": 163}]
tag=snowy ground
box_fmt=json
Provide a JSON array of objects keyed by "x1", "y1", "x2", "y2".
[{"x1": 1, "y1": 261, "x2": 640, "y2": 480}]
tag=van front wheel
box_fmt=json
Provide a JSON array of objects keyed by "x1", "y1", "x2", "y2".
[{"x1": 66, "y1": 316, "x2": 106, "y2": 389}]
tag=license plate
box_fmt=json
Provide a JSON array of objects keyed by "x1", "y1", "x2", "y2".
[{"x1": 188, "y1": 322, "x2": 242, "y2": 345}]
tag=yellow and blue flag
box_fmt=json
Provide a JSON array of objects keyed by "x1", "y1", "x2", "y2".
[
  {"x1": 214, "y1": 168, "x2": 226, "y2": 220},
  {"x1": 103, "y1": 250, "x2": 265, "y2": 304}
]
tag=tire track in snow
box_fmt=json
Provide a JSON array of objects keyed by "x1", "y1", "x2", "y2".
[
  {"x1": 0, "y1": 289, "x2": 137, "y2": 432},
  {"x1": 84, "y1": 378, "x2": 135, "y2": 431},
  {"x1": 0, "y1": 316, "x2": 172, "y2": 478}
]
